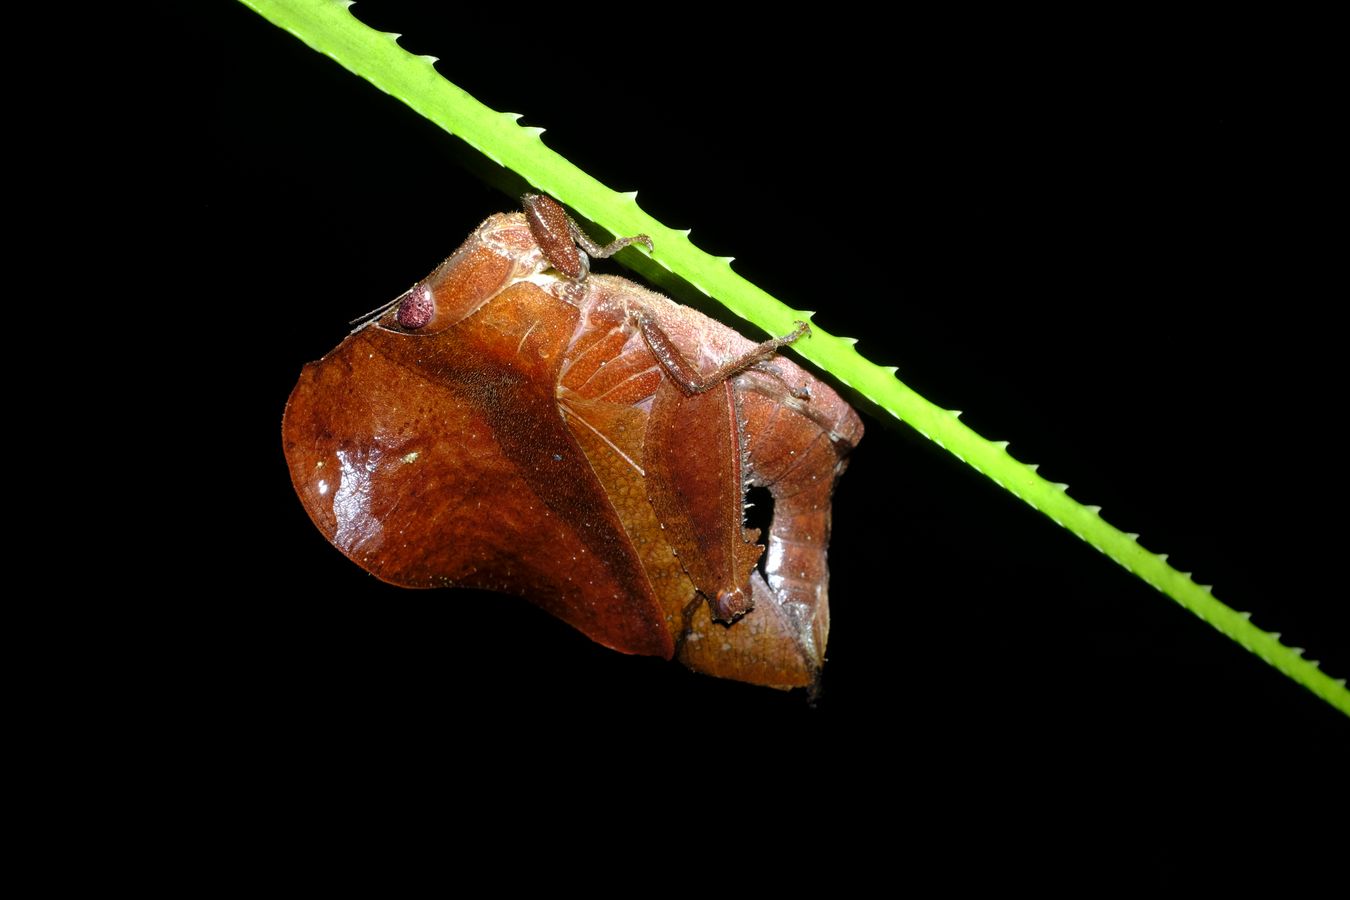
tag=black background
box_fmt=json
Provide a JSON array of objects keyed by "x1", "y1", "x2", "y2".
[{"x1": 159, "y1": 4, "x2": 1344, "y2": 819}]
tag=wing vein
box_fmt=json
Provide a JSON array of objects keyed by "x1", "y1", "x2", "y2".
[{"x1": 560, "y1": 401, "x2": 646, "y2": 478}]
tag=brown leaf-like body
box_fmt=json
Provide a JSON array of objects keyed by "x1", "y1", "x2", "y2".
[{"x1": 283, "y1": 210, "x2": 862, "y2": 689}]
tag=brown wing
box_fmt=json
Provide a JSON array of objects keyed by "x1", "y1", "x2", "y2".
[
  {"x1": 283, "y1": 276, "x2": 674, "y2": 659},
  {"x1": 283, "y1": 214, "x2": 863, "y2": 689},
  {"x1": 553, "y1": 294, "x2": 704, "y2": 655}
]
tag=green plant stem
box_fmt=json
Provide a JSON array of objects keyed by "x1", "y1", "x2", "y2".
[{"x1": 239, "y1": 0, "x2": 1349, "y2": 717}]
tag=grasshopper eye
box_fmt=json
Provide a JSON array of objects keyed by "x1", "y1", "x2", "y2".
[{"x1": 396, "y1": 284, "x2": 435, "y2": 330}]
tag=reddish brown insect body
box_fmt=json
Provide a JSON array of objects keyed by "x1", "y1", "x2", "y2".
[{"x1": 282, "y1": 197, "x2": 862, "y2": 689}]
